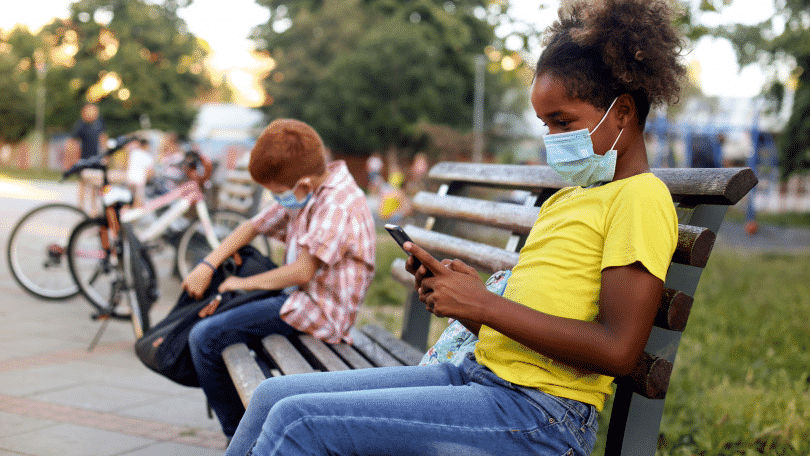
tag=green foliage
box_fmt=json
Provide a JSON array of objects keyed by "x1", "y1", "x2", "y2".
[
  {"x1": 1, "y1": 0, "x2": 213, "y2": 138},
  {"x1": 252, "y1": 0, "x2": 537, "y2": 157},
  {"x1": 0, "y1": 30, "x2": 37, "y2": 143},
  {"x1": 700, "y1": 0, "x2": 810, "y2": 178}
]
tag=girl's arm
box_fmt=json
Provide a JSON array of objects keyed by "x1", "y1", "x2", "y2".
[{"x1": 406, "y1": 242, "x2": 661, "y2": 378}]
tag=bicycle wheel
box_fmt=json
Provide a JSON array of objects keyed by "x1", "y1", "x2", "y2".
[
  {"x1": 7, "y1": 203, "x2": 88, "y2": 300},
  {"x1": 66, "y1": 218, "x2": 125, "y2": 313},
  {"x1": 121, "y1": 224, "x2": 155, "y2": 338},
  {"x1": 176, "y1": 210, "x2": 271, "y2": 278}
]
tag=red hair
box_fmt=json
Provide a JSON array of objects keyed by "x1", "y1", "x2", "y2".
[{"x1": 248, "y1": 119, "x2": 327, "y2": 187}]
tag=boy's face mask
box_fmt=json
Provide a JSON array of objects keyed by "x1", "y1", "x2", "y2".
[
  {"x1": 542, "y1": 97, "x2": 623, "y2": 187},
  {"x1": 272, "y1": 183, "x2": 312, "y2": 210}
]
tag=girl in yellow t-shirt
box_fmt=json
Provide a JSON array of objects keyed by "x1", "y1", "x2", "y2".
[{"x1": 225, "y1": 1, "x2": 684, "y2": 455}]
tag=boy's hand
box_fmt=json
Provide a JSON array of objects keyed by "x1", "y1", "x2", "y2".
[
  {"x1": 405, "y1": 243, "x2": 488, "y2": 321},
  {"x1": 218, "y1": 276, "x2": 247, "y2": 294},
  {"x1": 182, "y1": 263, "x2": 214, "y2": 300}
]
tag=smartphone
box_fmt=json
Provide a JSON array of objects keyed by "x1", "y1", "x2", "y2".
[{"x1": 384, "y1": 224, "x2": 429, "y2": 275}]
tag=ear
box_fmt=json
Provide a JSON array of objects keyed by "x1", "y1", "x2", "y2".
[
  {"x1": 613, "y1": 94, "x2": 638, "y2": 130},
  {"x1": 296, "y1": 177, "x2": 315, "y2": 195}
]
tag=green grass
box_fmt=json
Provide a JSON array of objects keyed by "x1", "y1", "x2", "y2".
[
  {"x1": 363, "y1": 236, "x2": 810, "y2": 455},
  {"x1": 654, "y1": 248, "x2": 810, "y2": 455},
  {"x1": 0, "y1": 165, "x2": 62, "y2": 181},
  {"x1": 725, "y1": 205, "x2": 810, "y2": 228},
  {"x1": 359, "y1": 229, "x2": 452, "y2": 344}
]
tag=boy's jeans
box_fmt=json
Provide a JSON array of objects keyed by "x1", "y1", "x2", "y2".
[
  {"x1": 188, "y1": 294, "x2": 298, "y2": 436},
  {"x1": 226, "y1": 354, "x2": 598, "y2": 456}
]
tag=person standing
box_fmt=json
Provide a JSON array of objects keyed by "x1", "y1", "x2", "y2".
[{"x1": 67, "y1": 103, "x2": 107, "y2": 215}]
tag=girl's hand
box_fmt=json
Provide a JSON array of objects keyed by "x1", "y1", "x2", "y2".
[
  {"x1": 182, "y1": 263, "x2": 214, "y2": 300},
  {"x1": 405, "y1": 243, "x2": 489, "y2": 321}
]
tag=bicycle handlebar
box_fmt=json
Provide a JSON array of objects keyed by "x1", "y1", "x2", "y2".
[{"x1": 61, "y1": 134, "x2": 138, "y2": 181}]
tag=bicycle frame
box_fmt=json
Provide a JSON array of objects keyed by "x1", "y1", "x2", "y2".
[{"x1": 118, "y1": 180, "x2": 219, "y2": 250}]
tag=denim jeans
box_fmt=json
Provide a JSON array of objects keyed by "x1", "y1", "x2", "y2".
[
  {"x1": 188, "y1": 294, "x2": 298, "y2": 436},
  {"x1": 225, "y1": 354, "x2": 598, "y2": 456}
]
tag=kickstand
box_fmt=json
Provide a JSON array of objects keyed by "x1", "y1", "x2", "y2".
[{"x1": 88, "y1": 313, "x2": 111, "y2": 352}]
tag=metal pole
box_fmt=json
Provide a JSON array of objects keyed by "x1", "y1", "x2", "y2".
[
  {"x1": 472, "y1": 54, "x2": 485, "y2": 163},
  {"x1": 35, "y1": 49, "x2": 47, "y2": 169}
]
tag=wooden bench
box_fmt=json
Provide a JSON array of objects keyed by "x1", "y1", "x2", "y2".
[{"x1": 222, "y1": 162, "x2": 757, "y2": 456}]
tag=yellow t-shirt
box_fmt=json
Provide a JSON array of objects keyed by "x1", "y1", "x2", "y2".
[{"x1": 474, "y1": 173, "x2": 678, "y2": 411}]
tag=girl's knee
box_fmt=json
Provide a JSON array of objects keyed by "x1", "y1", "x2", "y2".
[{"x1": 267, "y1": 396, "x2": 313, "y2": 429}]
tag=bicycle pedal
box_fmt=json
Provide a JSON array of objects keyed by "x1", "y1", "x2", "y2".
[{"x1": 91, "y1": 312, "x2": 111, "y2": 321}]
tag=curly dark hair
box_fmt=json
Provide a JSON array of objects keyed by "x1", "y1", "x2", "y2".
[{"x1": 536, "y1": 0, "x2": 686, "y2": 125}]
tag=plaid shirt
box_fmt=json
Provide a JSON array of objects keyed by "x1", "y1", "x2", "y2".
[{"x1": 251, "y1": 161, "x2": 376, "y2": 344}]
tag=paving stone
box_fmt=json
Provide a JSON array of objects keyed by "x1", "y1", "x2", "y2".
[
  {"x1": 0, "y1": 423, "x2": 154, "y2": 456},
  {"x1": 29, "y1": 384, "x2": 164, "y2": 414},
  {"x1": 117, "y1": 441, "x2": 225, "y2": 456},
  {"x1": 120, "y1": 395, "x2": 219, "y2": 430},
  {"x1": 0, "y1": 370, "x2": 83, "y2": 397},
  {"x1": 0, "y1": 411, "x2": 58, "y2": 438}
]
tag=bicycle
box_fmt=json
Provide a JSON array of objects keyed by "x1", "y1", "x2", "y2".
[
  {"x1": 63, "y1": 136, "x2": 266, "y2": 341},
  {"x1": 6, "y1": 202, "x2": 88, "y2": 300}
]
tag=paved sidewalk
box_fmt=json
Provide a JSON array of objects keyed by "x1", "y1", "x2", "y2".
[{"x1": 0, "y1": 245, "x2": 227, "y2": 456}]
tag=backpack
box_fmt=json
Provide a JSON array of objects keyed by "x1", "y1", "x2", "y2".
[{"x1": 134, "y1": 245, "x2": 278, "y2": 386}]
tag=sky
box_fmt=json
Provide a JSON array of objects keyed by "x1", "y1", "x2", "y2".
[{"x1": 0, "y1": 0, "x2": 779, "y2": 100}]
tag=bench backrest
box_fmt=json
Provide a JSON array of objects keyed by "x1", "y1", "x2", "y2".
[{"x1": 389, "y1": 162, "x2": 757, "y2": 455}]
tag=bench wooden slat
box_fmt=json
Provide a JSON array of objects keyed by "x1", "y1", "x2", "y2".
[
  {"x1": 413, "y1": 193, "x2": 716, "y2": 268},
  {"x1": 224, "y1": 169, "x2": 254, "y2": 183},
  {"x1": 651, "y1": 167, "x2": 758, "y2": 205},
  {"x1": 360, "y1": 325, "x2": 423, "y2": 366},
  {"x1": 655, "y1": 289, "x2": 694, "y2": 332},
  {"x1": 623, "y1": 352, "x2": 672, "y2": 400},
  {"x1": 331, "y1": 342, "x2": 375, "y2": 369},
  {"x1": 404, "y1": 222, "x2": 714, "y2": 270},
  {"x1": 217, "y1": 196, "x2": 254, "y2": 213},
  {"x1": 297, "y1": 335, "x2": 351, "y2": 372},
  {"x1": 222, "y1": 343, "x2": 266, "y2": 408},
  {"x1": 674, "y1": 224, "x2": 716, "y2": 268},
  {"x1": 349, "y1": 328, "x2": 406, "y2": 368},
  {"x1": 219, "y1": 182, "x2": 256, "y2": 199},
  {"x1": 261, "y1": 334, "x2": 316, "y2": 375},
  {"x1": 404, "y1": 225, "x2": 519, "y2": 273},
  {"x1": 428, "y1": 163, "x2": 757, "y2": 205},
  {"x1": 413, "y1": 193, "x2": 539, "y2": 235},
  {"x1": 428, "y1": 162, "x2": 567, "y2": 191}
]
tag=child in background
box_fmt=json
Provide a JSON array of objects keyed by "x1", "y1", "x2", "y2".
[
  {"x1": 225, "y1": 0, "x2": 684, "y2": 454},
  {"x1": 125, "y1": 138, "x2": 154, "y2": 207},
  {"x1": 181, "y1": 119, "x2": 376, "y2": 441}
]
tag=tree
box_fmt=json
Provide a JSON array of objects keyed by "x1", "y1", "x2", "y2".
[
  {"x1": 36, "y1": 0, "x2": 211, "y2": 137},
  {"x1": 699, "y1": 0, "x2": 810, "y2": 177},
  {"x1": 0, "y1": 27, "x2": 39, "y2": 143},
  {"x1": 251, "y1": 0, "x2": 539, "y2": 158}
]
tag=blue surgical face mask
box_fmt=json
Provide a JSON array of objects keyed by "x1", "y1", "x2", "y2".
[
  {"x1": 272, "y1": 188, "x2": 312, "y2": 210},
  {"x1": 542, "y1": 97, "x2": 623, "y2": 187}
]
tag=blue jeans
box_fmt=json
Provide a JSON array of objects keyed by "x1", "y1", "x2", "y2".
[
  {"x1": 225, "y1": 354, "x2": 598, "y2": 456},
  {"x1": 188, "y1": 294, "x2": 298, "y2": 436}
]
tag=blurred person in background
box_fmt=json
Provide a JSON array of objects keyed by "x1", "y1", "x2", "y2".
[
  {"x1": 125, "y1": 137, "x2": 155, "y2": 207},
  {"x1": 66, "y1": 103, "x2": 107, "y2": 215}
]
